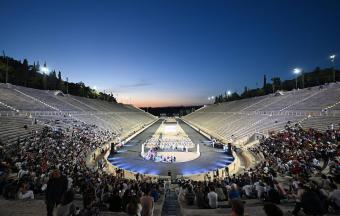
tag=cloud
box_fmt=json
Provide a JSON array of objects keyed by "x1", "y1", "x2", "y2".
[
  {"x1": 119, "y1": 80, "x2": 152, "y2": 88},
  {"x1": 101, "y1": 80, "x2": 152, "y2": 94}
]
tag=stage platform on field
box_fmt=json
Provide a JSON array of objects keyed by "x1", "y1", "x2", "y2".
[{"x1": 108, "y1": 119, "x2": 234, "y2": 176}]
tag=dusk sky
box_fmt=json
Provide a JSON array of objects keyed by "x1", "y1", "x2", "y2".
[{"x1": 1, "y1": 0, "x2": 340, "y2": 107}]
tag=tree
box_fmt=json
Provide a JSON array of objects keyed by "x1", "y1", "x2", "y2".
[
  {"x1": 230, "y1": 92, "x2": 240, "y2": 100},
  {"x1": 42, "y1": 74, "x2": 47, "y2": 90},
  {"x1": 263, "y1": 75, "x2": 273, "y2": 94},
  {"x1": 271, "y1": 77, "x2": 281, "y2": 92},
  {"x1": 57, "y1": 71, "x2": 63, "y2": 90},
  {"x1": 241, "y1": 86, "x2": 249, "y2": 98},
  {"x1": 36, "y1": 61, "x2": 40, "y2": 71},
  {"x1": 48, "y1": 70, "x2": 57, "y2": 90},
  {"x1": 22, "y1": 59, "x2": 29, "y2": 86},
  {"x1": 214, "y1": 96, "x2": 219, "y2": 104}
]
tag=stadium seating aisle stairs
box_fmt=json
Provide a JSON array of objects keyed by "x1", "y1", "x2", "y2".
[{"x1": 161, "y1": 187, "x2": 180, "y2": 216}]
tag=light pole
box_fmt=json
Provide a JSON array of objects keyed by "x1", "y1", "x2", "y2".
[
  {"x1": 39, "y1": 66, "x2": 49, "y2": 74},
  {"x1": 2, "y1": 51, "x2": 8, "y2": 83},
  {"x1": 227, "y1": 90, "x2": 232, "y2": 100},
  {"x1": 208, "y1": 96, "x2": 214, "y2": 104},
  {"x1": 330, "y1": 54, "x2": 336, "y2": 82},
  {"x1": 66, "y1": 77, "x2": 69, "y2": 94},
  {"x1": 293, "y1": 68, "x2": 301, "y2": 89},
  {"x1": 39, "y1": 64, "x2": 49, "y2": 90},
  {"x1": 6, "y1": 54, "x2": 8, "y2": 84}
]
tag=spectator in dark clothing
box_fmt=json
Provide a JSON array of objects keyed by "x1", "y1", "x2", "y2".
[
  {"x1": 122, "y1": 189, "x2": 133, "y2": 212},
  {"x1": 46, "y1": 169, "x2": 68, "y2": 216},
  {"x1": 329, "y1": 184, "x2": 340, "y2": 211},
  {"x1": 82, "y1": 184, "x2": 96, "y2": 209},
  {"x1": 301, "y1": 187, "x2": 324, "y2": 216},
  {"x1": 45, "y1": 169, "x2": 68, "y2": 216},
  {"x1": 231, "y1": 199, "x2": 244, "y2": 216},
  {"x1": 150, "y1": 186, "x2": 159, "y2": 202},
  {"x1": 195, "y1": 186, "x2": 209, "y2": 209},
  {"x1": 263, "y1": 203, "x2": 283, "y2": 216},
  {"x1": 266, "y1": 183, "x2": 281, "y2": 204},
  {"x1": 109, "y1": 190, "x2": 122, "y2": 212},
  {"x1": 185, "y1": 186, "x2": 195, "y2": 205}
]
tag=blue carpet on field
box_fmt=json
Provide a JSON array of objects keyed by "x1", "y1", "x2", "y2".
[{"x1": 108, "y1": 119, "x2": 234, "y2": 176}]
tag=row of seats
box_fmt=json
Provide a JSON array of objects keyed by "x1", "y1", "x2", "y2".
[
  {"x1": 184, "y1": 83, "x2": 340, "y2": 142},
  {"x1": 0, "y1": 116, "x2": 42, "y2": 146},
  {"x1": 0, "y1": 83, "x2": 157, "y2": 145},
  {"x1": 0, "y1": 83, "x2": 151, "y2": 113}
]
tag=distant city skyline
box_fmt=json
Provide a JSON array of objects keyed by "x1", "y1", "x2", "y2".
[{"x1": 1, "y1": 0, "x2": 340, "y2": 107}]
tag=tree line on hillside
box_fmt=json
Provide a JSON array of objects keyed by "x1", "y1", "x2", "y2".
[
  {"x1": 0, "y1": 54, "x2": 116, "y2": 102},
  {"x1": 141, "y1": 106, "x2": 202, "y2": 117},
  {"x1": 214, "y1": 67, "x2": 340, "y2": 104}
]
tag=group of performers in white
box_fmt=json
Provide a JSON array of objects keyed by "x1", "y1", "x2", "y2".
[
  {"x1": 144, "y1": 148, "x2": 177, "y2": 163},
  {"x1": 142, "y1": 119, "x2": 196, "y2": 163},
  {"x1": 144, "y1": 137, "x2": 194, "y2": 151},
  {"x1": 143, "y1": 136, "x2": 195, "y2": 163}
]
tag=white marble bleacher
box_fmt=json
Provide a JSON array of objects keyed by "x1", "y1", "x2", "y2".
[
  {"x1": 0, "y1": 116, "x2": 42, "y2": 146},
  {"x1": 0, "y1": 102, "x2": 14, "y2": 112},
  {"x1": 72, "y1": 111, "x2": 155, "y2": 136},
  {"x1": 301, "y1": 116, "x2": 340, "y2": 131},
  {"x1": 70, "y1": 95, "x2": 134, "y2": 112},
  {"x1": 287, "y1": 83, "x2": 340, "y2": 112},
  {"x1": 183, "y1": 84, "x2": 340, "y2": 143},
  {"x1": 0, "y1": 84, "x2": 52, "y2": 111},
  {"x1": 257, "y1": 88, "x2": 318, "y2": 112},
  {"x1": 13, "y1": 85, "x2": 76, "y2": 111},
  {"x1": 0, "y1": 83, "x2": 157, "y2": 146}
]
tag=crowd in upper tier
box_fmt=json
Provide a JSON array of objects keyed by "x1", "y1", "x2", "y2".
[{"x1": 0, "y1": 117, "x2": 339, "y2": 216}]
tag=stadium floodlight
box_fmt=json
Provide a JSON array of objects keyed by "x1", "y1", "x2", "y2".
[
  {"x1": 225, "y1": 90, "x2": 232, "y2": 100},
  {"x1": 330, "y1": 54, "x2": 336, "y2": 82},
  {"x1": 39, "y1": 66, "x2": 49, "y2": 74},
  {"x1": 330, "y1": 54, "x2": 336, "y2": 62},
  {"x1": 208, "y1": 96, "x2": 214, "y2": 103},
  {"x1": 293, "y1": 68, "x2": 302, "y2": 89},
  {"x1": 293, "y1": 68, "x2": 301, "y2": 75}
]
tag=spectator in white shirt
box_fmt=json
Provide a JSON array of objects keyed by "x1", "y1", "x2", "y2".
[
  {"x1": 207, "y1": 186, "x2": 218, "y2": 209},
  {"x1": 254, "y1": 181, "x2": 265, "y2": 199},
  {"x1": 18, "y1": 182, "x2": 34, "y2": 200},
  {"x1": 242, "y1": 185, "x2": 254, "y2": 198}
]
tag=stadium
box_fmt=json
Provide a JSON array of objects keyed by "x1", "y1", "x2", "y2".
[{"x1": 1, "y1": 1, "x2": 340, "y2": 216}]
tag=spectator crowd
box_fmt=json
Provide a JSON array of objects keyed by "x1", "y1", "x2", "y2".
[
  {"x1": 177, "y1": 123, "x2": 340, "y2": 215},
  {"x1": 0, "y1": 117, "x2": 339, "y2": 216},
  {"x1": 0, "y1": 118, "x2": 162, "y2": 216}
]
